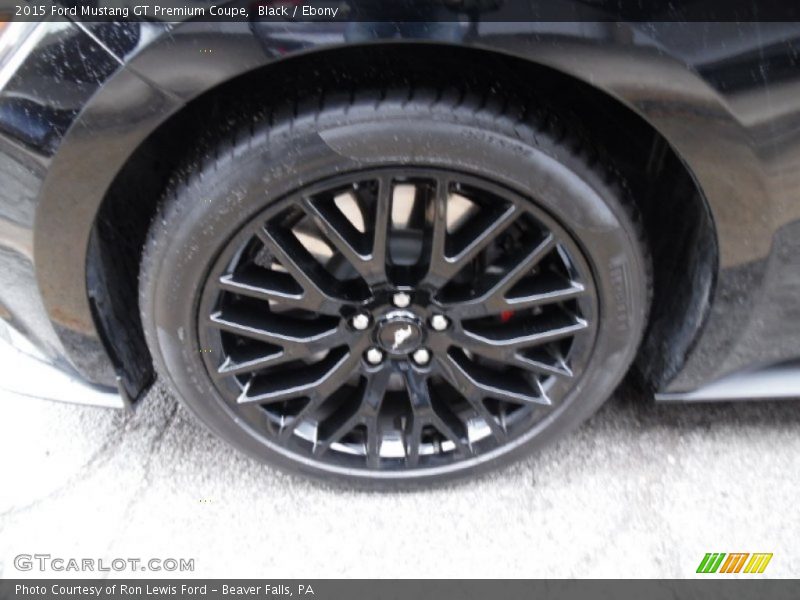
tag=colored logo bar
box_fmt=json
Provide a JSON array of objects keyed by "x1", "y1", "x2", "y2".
[{"x1": 696, "y1": 553, "x2": 773, "y2": 574}]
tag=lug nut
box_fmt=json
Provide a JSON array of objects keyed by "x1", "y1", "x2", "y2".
[
  {"x1": 412, "y1": 348, "x2": 431, "y2": 366},
  {"x1": 430, "y1": 315, "x2": 449, "y2": 331},
  {"x1": 351, "y1": 313, "x2": 370, "y2": 330},
  {"x1": 365, "y1": 347, "x2": 384, "y2": 365},
  {"x1": 392, "y1": 292, "x2": 411, "y2": 308}
]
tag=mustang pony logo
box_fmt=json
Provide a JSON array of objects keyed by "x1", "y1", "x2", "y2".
[{"x1": 392, "y1": 325, "x2": 414, "y2": 351}]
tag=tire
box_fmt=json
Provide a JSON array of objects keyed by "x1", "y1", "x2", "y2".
[{"x1": 140, "y1": 86, "x2": 651, "y2": 488}]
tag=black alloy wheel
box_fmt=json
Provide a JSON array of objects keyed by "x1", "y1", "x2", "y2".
[
  {"x1": 199, "y1": 169, "x2": 596, "y2": 470},
  {"x1": 140, "y1": 87, "x2": 651, "y2": 486}
]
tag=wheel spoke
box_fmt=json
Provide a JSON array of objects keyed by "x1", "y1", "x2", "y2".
[
  {"x1": 420, "y1": 176, "x2": 448, "y2": 288},
  {"x1": 364, "y1": 420, "x2": 382, "y2": 469},
  {"x1": 237, "y1": 345, "x2": 362, "y2": 405},
  {"x1": 447, "y1": 318, "x2": 584, "y2": 381},
  {"x1": 401, "y1": 366, "x2": 469, "y2": 461},
  {"x1": 405, "y1": 418, "x2": 423, "y2": 467},
  {"x1": 277, "y1": 396, "x2": 327, "y2": 442},
  {"x1": 493, "y1": 234, "x2": 557, "y2": 295},
  {"x1": 217, "y1": 272, "x2": 321, "y2": 313},
  {"x1": 207, "y1": 311, "x2": 345, "y2": 351},
  {"x1": 367, "y1": 176, "x2": 392, "y2": 283},
  {"x1": 513, "y1": 351, "x2": 574, "y2": 379},
  {"x1": 447, "y1": 204, "x2": 518, "y2": 272},
  {"x1": 443, "y1": 234, "x2": 560, "y2": 319},
  {"x1": 313, "y1": 368, "x2": 391, "y2": 457},
  {"x1": 457, "y1": 318, "x2": 588, "y2": 353},
  {"x1": 303, "y1": 197, "x2": 386, "y2": 286},
  {"x1": 255, "y1": 226, "x2": 343, "y2": 314},
  {"x1": 504, "y1": 282, "x2": 586, "y2": 311},
  {"x1": 313, "y1": 413, "x2": 361, "y2": 457},
  {"x1": 214, "y1": 351, "x2": 293, "y2": 378},
  {"x1": 433, "y1": 357, "x2": 508, "y2": 443},
  {"x1": 423, "y1": 180, "x2": 519, "y2": 290},
  {"x1": 444, "y1": 351, "x2": 549, "y2": 406}
]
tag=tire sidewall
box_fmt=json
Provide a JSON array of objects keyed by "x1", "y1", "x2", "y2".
[{"x1": 141, "y1": 104, "x2": 649, "y2": 486}]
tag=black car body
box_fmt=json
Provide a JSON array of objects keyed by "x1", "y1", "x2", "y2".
[{"x1": 1, "y1": 5, "x2": 799, "y2": 484}]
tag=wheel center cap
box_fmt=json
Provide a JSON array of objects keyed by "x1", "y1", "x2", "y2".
[{"x1": 376, "y1": 313, "x2": 424, "y2": 355}]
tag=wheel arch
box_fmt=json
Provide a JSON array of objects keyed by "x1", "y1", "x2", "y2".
[{"x1": 34, "y1": 35, "x2": 726, "y2": 400}]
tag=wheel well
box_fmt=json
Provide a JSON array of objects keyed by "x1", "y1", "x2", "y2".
[{"x1": 87, "y1": 43, "x2": 717, "y2": 401}]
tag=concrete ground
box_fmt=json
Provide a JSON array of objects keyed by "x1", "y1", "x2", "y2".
[{"x1": 1, "y1": 381, "x2": 799, "y2": 578}]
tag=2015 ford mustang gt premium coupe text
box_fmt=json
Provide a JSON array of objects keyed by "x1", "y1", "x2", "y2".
[{"x1": 1, "y1": 8, "x2": 799, "y2": 486}]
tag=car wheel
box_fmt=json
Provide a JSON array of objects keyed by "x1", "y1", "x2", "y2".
[{"x1": 139, "y1": 87, "x2": 651, "y2": 487}]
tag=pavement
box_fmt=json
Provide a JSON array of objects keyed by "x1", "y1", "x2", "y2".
[{"x1": 1, "y1": 380, "x2": 799, "y2": 579}]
